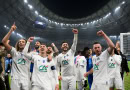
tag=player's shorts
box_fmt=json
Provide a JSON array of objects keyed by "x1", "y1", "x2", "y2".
[
  {"x1": 109, "y1": 78, "x2": 122, "y2": 89},
  {"x1": 91, "y1": 81, "x2": 109, "y2": 90},
  {"x1": 11, "y1": 79, "x2": 29, "y2": 90}
]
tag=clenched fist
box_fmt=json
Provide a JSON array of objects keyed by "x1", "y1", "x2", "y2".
[
  {"x1": 72, "y1": 29, "x2": 78, "y2": 34},
  {"x1": 97, "y1": 30, "x2": 105, "y2": 37}
]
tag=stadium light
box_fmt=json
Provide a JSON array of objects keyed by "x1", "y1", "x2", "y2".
[
  {"x1": 4, "y1": 25, "x2": 7, "y2": 28},
  {"x1": 115, "y1": 6, "x2": 120, "y2": 12},
  {"x1": 39, "y1": 15, "x2": 43, "y2": 18},
  {"x1": 28, "y1": 4, "x2": 33, "y2": 9},
  {"x1": 36, "y1": 21, "x2": 43, "y2": 25},
  {"x1": 122, "y1": 1, "x2": 125, "y2": 4},
  {"x1": 35, "y1": 11, "x2": 38, "y2": 15},
  {"x1": 24, "y1": 0, "x2": 28, "y2": 3},
  {"x1": 17, "y1": 33, "x2": 23, "y2": 38}
]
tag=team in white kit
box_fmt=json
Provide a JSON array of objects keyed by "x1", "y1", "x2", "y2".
[{"x1": 2, "y1": 23, "x2": 124, "y2": 90}]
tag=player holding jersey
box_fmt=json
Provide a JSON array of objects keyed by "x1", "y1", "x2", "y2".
[
  {"x1": 84, "y1": 30, "x2": 115, "y2": 90},
  {"x1": 2, "y1": 23, "x2": 31, "y2": 90},
  {"x1": 23, "y1": 37, "x2": 59, "y2": 90},
  {"x1": 108, "y1": 49, "x2": 122, "y2": 90},
  {"x1": 57, "y1": 29, "x2": 78, "y2": 90}
]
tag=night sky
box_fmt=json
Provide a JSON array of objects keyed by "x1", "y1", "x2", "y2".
[{"x1": 40, "y1": 0, "x2": 110, "y2": 19}]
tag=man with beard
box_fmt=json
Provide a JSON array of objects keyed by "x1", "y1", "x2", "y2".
[
  {"x1": 57, "y1": 29, "x2": 78, "y2": 90},
  {"x1": 33, "y1": 41, "x2": 41, "y2": 53},
  {"x1": 30, "y1": 41, "x2": 41, "y2": 79},
  {"x1": 46, "y1": 43, "x2": 59, "y2": 90},
  {"x1": 0, "y1": 43, "x2": 7, "y2": 90},
  {"x1": 22, "y1": 37, "x2": 59, "y2": 90},
  {"x1": 2, "y1": 22, "x2": 31, "y2": 90},
  {"x1": 84, "y1": 30, "x2": 115, "y2": 90}
]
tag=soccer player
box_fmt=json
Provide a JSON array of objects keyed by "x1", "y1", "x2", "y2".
[
  {"x1": 108, "y1": 49, "x2": 122, "y2": 90},
  {"x1": 84, "y1": 30, "x2": 115, "y2": 90},
  {"x1": 46, "y1": 43, "x2": 59, "y2": 90},
  {"x1": 74, "y1": 50, "x2": 86, "y2": 90},
  {"x1": 82, "y1": 47, "x2": 93, "y2": 89},
  {"x1": 57, "y1": 29, "x2": 78, "y2": 90},
  {"x1": 2, "y1": 23, "x2": 31, "y2": 90},
  {"x1": 30, "y1": 40, "x2": 41, "y2": 74},
  {"x1": 23, "y1": 37, "x2": 59, "y2": 90}
]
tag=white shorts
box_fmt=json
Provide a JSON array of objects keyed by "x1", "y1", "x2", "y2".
[
  {"x1": 91, "y1": 82, "x2": 109, "y2": 90},
  {"x1": 109, "y1": 78, "x2": 122, "y2": 89},
  {"x1": 61, "y1": 76, "x2": 76, "y2": 90},
  {"x1": 11, "y1": 79, "x2": 30, "y2": 90},
  {"x1": 32, "y1": 85, "x2": 52, "y2": 90}
]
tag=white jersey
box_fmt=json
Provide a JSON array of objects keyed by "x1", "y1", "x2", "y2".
[
  {"x1": 108, "y1": 55, "x2": 122, "y2": 78},
  {"x1": 74, "y1": 55, "x2": 86, "y2": 81},
  {"x1": 57, "y1": 50, "x2": 76, "y2": 77},
  {"x1": 57, "y1": 34, "x2": 77, "y2": 77},
  {"x1": 10, "y1": 47, "x2": 31, "y2": 79},
  {"x1": 92, "y1": 50, "x2": 110, "y2": 84},
  {"x1": 31, "y1": 55, "x2": 58, "y2": 87}
]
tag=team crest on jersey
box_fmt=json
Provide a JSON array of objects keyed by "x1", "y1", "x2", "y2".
[
  {"x1": 108, "y1": 63, "x2": 115, "y2": 68},
  {"x1": 62, "y1": 60, "x2": 69, "y2": 65},
  {"x1": 94, "y1": 63, "x2": 99, "y2": 70},
  {"x1": 17, "y1": 58, "x2": 26, "y2": 65},
  {"x1": 39, "y1": 65, "x2": 48, "y2": 72}
]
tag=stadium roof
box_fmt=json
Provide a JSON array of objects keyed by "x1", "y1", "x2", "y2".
[{"x1": 0, "y1": 0, "x2": 130, "y2": 49}]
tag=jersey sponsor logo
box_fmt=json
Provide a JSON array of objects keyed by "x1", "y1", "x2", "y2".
[
  {"x1": 94, "y1": 63, "x2": 99, "y2": 70},
  {"x1": 108, "y1": 63, "x2": 115, "y2": 68},
  {"x1": 62, "y1": 60, "x2": 69, "y2": 65},
  {"x1": 17, "y1": 58, "x2": 26, "y2": 65},
  {"x1": 39, "y1": 65, "x2": 48, "y2": 72}
]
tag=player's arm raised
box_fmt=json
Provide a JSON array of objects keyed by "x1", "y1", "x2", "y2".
[
  {"x1": 2, "y1": 22, "x2": 16, "y2": 51},
  {"x1": 71, "y1": 29, "x2": 78, "y2": 52},
  {"x1": 97, "y1": 30, "x2": 115, "y2": 54},
  {"x1": 23, "y1": 37, "x2": 34, "y2": 60}
]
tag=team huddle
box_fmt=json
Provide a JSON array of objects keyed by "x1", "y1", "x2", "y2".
[{"x1": 1, "y1": 22, "x2": 129, "y2": 90}]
